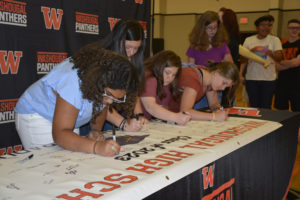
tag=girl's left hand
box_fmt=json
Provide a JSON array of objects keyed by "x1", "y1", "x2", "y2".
[
  {"x1": 138, "y1": 116, "x2": 149, "y2": 125},
  {"x1": 215, "y1": 110, "x2": 229, "y2": 121}
]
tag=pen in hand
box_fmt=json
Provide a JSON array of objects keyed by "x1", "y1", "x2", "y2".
[{"x1": 112, "y1": 125, "x2": 116, "y2": 142}]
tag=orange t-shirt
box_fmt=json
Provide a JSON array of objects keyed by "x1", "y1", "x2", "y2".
[{"x1": 178, "y1": 66, "x2": 208, "y2": 102}]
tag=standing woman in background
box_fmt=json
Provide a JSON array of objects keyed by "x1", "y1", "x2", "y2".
[
  {"x1": 219, "y1": 8, "x2": 240, "y2": 106},
  {"x1": 186, "y1": 10, "x2": 233, "y2": 109},
  {"x1": 219, "y1": 8, "x2": 240, "y2": 67},
  {"x1": 140, "y1": 50, "x2": 191, "y2": 125},
  {"x1": 81, "y1": 18, "x2": 148, "y2": 134},
  {"x1": 186, "y1": 10, "x2": 233, "y2": 67}
]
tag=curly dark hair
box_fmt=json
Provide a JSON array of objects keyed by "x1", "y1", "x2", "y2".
[
  {"x1": 189, "y1": 11, "x2": 228, "y2": 50},
  {"x1": 255, "y1": 15, "x2": 274, "y2": 26},
  {"x1": 71, "y1": 47, "x2": 139, "y2": 122},
  {"x1": 207, "y1": 61, "x2": 240, "y2": 106},
  {"x1": 144, "y1": 50, "x2": 182, "y2": 102}
]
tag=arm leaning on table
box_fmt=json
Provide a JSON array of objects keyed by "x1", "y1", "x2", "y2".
[
  {"x1": 106, "y1": 107, "x2": 143, "y2": 132},
  {"x1": 141, "y1": 96, "x2": 191, "y2": 125},
  {"x1": 140, "y1": 50, "x2": 191, "y2": 125},
  {"x1": 180, "y1": 86, "x2": 227, "y2": 121},
  {"x1": 105, "y1": 97, "x2": 149, "y2": 132},
  {"x1": 52, "y1": 94, "x2": 122, "y2": 157}
]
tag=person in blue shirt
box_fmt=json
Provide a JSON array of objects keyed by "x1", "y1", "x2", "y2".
[{"x1": 14, "y1": 48, "x2": 139, "y2": 157}]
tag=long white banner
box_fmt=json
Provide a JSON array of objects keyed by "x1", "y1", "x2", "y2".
[{"x1": 0, "y1": 117, "x2": 282, "y2": 200}]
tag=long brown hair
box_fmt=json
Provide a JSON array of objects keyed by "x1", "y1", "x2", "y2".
[
  {"x1": 144, "y1": 50, "x2": 182, "y2": 102},
  {"x1": 207, "y1": 62, "x2": 239, "y2": 106},
  {"x1": 189, "y1": 11, "x2": 228, "y2": 50},
  {"x1": 221, "y1": 9, "x2": 240, "y2": 41}
]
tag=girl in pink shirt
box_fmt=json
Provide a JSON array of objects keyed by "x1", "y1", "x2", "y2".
[{"x1": 140, "y1": 50, "x2": 191, "y2": 125}]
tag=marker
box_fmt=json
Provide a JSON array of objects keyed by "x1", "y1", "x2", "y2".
[
  {"x1": 17, "y1": 154, "x2": 34, "y2": 164},
  {"x1": 112, "y1": 125, "x2": 116, "y2": 142}
]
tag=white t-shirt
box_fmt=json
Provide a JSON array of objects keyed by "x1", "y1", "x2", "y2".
[{"x1": 243, "y1": 34, "x2": 282, "y2": 81}]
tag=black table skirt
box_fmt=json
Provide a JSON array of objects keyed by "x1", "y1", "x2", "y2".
[{"x1": 145, "y1": 109, "x2": 300, "y2": 200}]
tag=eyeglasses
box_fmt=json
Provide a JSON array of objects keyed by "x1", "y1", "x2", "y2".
[
  {"x1": 206, "y1": 25, "x2": 218, "y2": 31},
  {"x1": 103, "y1": 89, "x2": 126, "y2": 104}
]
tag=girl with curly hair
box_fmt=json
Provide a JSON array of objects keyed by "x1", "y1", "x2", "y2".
[
  {"x1": 83, "y1": 18, "x2": 148, "y2": 133},
  {"x1": 140, "y1": 50, "x2": 191, "y2": 125},
  {"x1": 14, "y1": 48, "x2": 139, "y2": 157}
]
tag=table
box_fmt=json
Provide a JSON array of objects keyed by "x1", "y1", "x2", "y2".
[
  {"x1": 0, "y1": 108, "x2": 299, "y2": 200},
  {"x1": 145, "y1": 108, "x2": 300, "y2": 200}
]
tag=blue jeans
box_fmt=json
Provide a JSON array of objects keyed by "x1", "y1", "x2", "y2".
[
  {"x1": 193, "y1": 91, "x2": 222, "y2": 110},
  {"x1": 245, "y1": 80, "x2": 276, "y2": 109},
  {"x1": 80, "y1": 112, "x2": 125, "y2": 136},
  {"x1": 80, "y1": 121, "x2": 114, "y2": 136}
]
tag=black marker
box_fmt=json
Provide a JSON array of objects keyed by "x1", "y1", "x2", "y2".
[
  {"x1": 135, "y1": 114, "x2": 139, "y2": 122},
  {"x1": 112, "y1": 125, "x2": 116, "y2": 142},
  {"x1": 18, "y1": 154, "x2": 34, "y2": 164}
]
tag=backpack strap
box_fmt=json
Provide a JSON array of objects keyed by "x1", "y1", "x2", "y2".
[
  {"x1": 191, "y1": 66, "x2": 203, "y2": 85},
  {"x1": 190, "y1": 66, "x2": 207, "y2": 95}
]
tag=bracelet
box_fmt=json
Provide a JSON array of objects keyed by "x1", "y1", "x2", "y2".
[
  {"x1": 119, "y1": 119, "x2": 127, "y2": 131},
  {"x1": 93, "y1": 141, "x2": 99, "y2": 154},
  {"x1": 135, "y1": 113, "x2": 145, "y2": 118},
  {"x1": 135, "y1": 113, "x2": 145, "y2": 122},
  {"x1": 211, "y1": 112, "x2": 216, "y2": 121}
]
